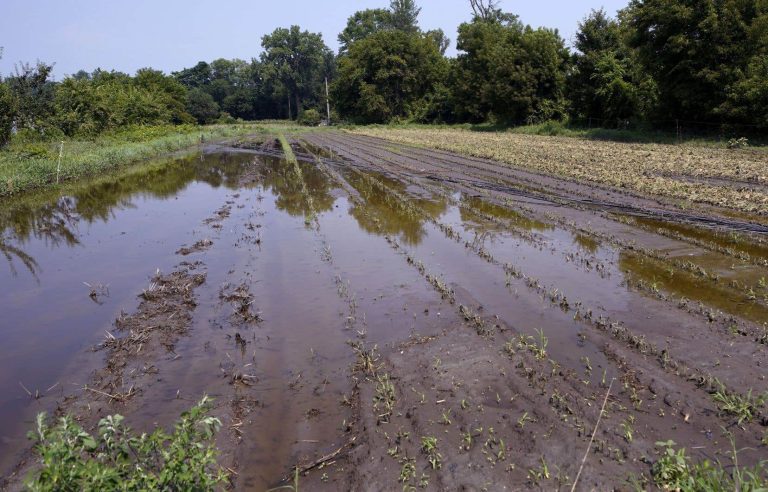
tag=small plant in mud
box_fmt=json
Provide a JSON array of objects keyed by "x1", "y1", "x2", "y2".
[
  {"x1": 26, "y1": 397, "x2": 226, "y2": 491},
  {"x1": 420, "y1": 436, "x2": 442, "y2": 470},
  {"x1": 351, "y1": 342, "x2": 380, "y2": 376},
  {"x1": 373, "y1": 373, "x2": 396, "y2": 423},
  {"x1": 511, "y1": 329, "x2": 549, "y2": 360},
  {"x1": 527, "y1": 457, "x2": 551, "y2": 485},
  {"x1": 399, "y1": 458, "x2": 416, "y2": 484},
  {"x1": 620, "y1": 416, "x2": 635, "y2": 443},
  {"x1": 712, "y1": 384, "x2": 768, "y2": 425}
]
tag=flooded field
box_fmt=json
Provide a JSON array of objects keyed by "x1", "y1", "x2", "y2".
[{"x1": 2, "y1": 133, "x2": 767, "y2": 490}]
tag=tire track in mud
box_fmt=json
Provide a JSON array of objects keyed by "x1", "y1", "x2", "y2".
[
  {"x1": 233, "y1": 146, "x2": 466, "y2": 490},
  {"x1": 291, "y1": 142, "x2": 768, "y2": 490}
]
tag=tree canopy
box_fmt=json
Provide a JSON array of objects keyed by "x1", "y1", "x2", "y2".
[{"x1": 1, "y1": 0, "x2": 767, "y2": 148}]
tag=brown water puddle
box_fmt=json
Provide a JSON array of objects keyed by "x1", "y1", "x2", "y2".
[
  {"x1": 0, "y1": 152, "x2": 254, "y2": 468},
  {"x1": 632, "y1": 215, "x2": 768, "y2": 263},
  {"x1": 4, "y1": 140, "x2": 768, "y2": 489},
  {"x1": 619, "y1": 251, "x2": 768, "y2": 325},
  {"x1": 0, "y1": 149, "x2": 463, "y2": 489}
]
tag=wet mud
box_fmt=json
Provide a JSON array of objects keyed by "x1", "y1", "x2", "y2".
[{"x1": 1, "y1": 133, "x2": 767, "y2": 490}]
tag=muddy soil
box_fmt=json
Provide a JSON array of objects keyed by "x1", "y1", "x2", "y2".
[{"x1": 1, "y1": 133, "x2": 767, "y2": 490}]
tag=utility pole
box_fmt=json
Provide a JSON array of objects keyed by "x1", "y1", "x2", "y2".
[{"x1": 325, "y1": 77, "x2": 331, "y2": 124}]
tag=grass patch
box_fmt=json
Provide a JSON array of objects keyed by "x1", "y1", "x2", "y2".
[
  {"x1": 26, "y1": 397, "x2": 227, "y2": 491},
  {"x1": 0, "y1": 123, "x2": 266, "y2": 198},
  {"x1": 277, "y1": 134, "x2": 298, "y2": 165}
]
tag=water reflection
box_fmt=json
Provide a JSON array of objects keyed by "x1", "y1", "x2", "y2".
[
  {"x1": 619, "y1": 251, "x2": 768, "y2": 324},
  {"x1": 255, "y1": 157, "x2": 335, "y2": 219},
  {"x1": 460, "y1": 195, "x2": 551, "y2": 232},
  {"x1": 0, "y1": 152, "x2": 256, "y2": 278},
  {"x1": 342, "y1": 169, "x2": 447, "y2": 246}
]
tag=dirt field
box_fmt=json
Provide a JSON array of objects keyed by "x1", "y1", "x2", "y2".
[
  {"x1": 1, "y1": 131, "x2": 767, "y2": 490},
  {"x1": 354, "y1": 127, "x2": 768, "y2": 215}
]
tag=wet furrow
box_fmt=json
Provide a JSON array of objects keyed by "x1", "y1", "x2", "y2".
[{"x1": 304, "y1": 133, "x2": 768, "y2": 421}]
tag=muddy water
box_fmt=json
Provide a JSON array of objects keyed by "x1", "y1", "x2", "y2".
[
  {"x1": 4, "y1": 140, "x2": 768, "y2": 488},
  {"x1": 0, "y1": 152, "x2": 254, "y2": 469},
  {"x1": 0, "y1": 149, "x2": 462, "y2": 488}
]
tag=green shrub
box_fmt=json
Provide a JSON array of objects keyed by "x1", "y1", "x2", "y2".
[
  {"x1": 649, "y1": 440, "x2": 768, "y2": 491},
  {"x1": 0, "y1": 83, "x2": 14, "y2": 148},
  {"x1": 26, "y1": 396, "x2": 227, "y2": 491},
  {"x1": 298, "y1": 108, "x2": 322, "y2": 126}
]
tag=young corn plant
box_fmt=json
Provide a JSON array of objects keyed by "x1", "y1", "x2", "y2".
[{"x1": 421, "y1": 436, "x2": 442, "y2": 470}]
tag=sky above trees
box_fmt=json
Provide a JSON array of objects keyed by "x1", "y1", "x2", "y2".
[{"x1": 1, "y1": 0, "x2": 628, "y2": 78}]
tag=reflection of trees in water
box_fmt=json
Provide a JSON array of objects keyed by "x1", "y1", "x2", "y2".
[
  {"x1": 1, "y1": 233, "x2": 39, "y2": 277},
  {"x1": 257, "y1": 157, "x2": 335, "y2": 219},
  {"x1": 459, "y1": 194, "x2": 550, "y2": 233},
  {"x1": 344, "y1": 170, "x2": 448, "y2": 246},
  {"x1": 0, "y1": 151, "x2": 255, "y2": 277}
]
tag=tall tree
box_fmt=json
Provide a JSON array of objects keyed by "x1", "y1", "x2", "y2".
[
  {"x1": 6, "y1": 61, "x2": 56, "y2": 133},
  {"x1": 452, "y1": 9, "x2": 569, "y2": 123},
  {"x1": 389, "y1": 0, "x2": 421, "y2": 33},
  {"x1": 338, "y1": 9, "x2": 393, "y2": 55},
  {"x1": 425, "y1": 28, "x2": 450, "y2": 55},
  {"x1": 333, "y1": 30, "x2": 448, "y2": 123},
  {"x1": 261, "y1": 26, "x2": 333, "y2": 117},
  {"x1": 173, "y1": 62, "x2": 212, "y2": 88},
  {"x1": 621, "y1": 0, "x2": 762, "y2": 124},
  {"x1": 567, "y1": 9, "x2": 655, "y2": 123}
]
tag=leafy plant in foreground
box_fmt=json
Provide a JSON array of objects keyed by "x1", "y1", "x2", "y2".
[
  {"x1": 26, "y1": 396, "x2": 227, "y2": 491},
  {"x1": 649, "y1": 439, "x2": 768, "y2": 491}
]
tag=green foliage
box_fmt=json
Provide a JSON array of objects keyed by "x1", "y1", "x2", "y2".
[
  {"x1": 333, "y1": 30, "x2": 448, "y2": 123},
  {"x1": 186, "y1": 88, "x2": 220, "y2": 124},
  {"x1": 297, "y1": 108, "x2": 322, "y2": 126},
  {"x1": 622, "y1": 0, "x2": 768, "y2": 127},
  {"x1": 452, "y1": 14, "x2": 570, "y2": 124},
  {"x1": 650, "y1": 440, "x2": 768, "y2": 491},
  {"x1": 389, "y1": 0, "x2": 421, "y2": 33},
  {"x1": 25, "y1": 397, "x2": 227, "y2": 491},
  {"x1": 0, "y1": 82, "x2": 13, "y2": 147},
  {"x1": 51, "y1": 68, "x2": 193, "y2": 137},
  {"x1": 338, "y1": 8, "x2": 393, "y2": 54},
  {"x1": 5, "y1": 61, "x2": 56, "y2": 134},
  {"x1": 261, "y1": 26, "x2": 334, "y2": 119},
  {"x1": 567, "y1": 9, "x2": 656, "y2": 123}
]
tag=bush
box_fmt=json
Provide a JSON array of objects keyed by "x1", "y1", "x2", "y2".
[
  {"x1": 186, "y1": 89, "x2": 220, "y2": 124},
  {"x1": 26, "y1": 397, "x2": 227, "y2": 491},
  {"x1": 298, "y1": 108, "x2": 322, "y2": 126},
  {"x1": 0, "y1": 83, "x2": 14, "y2": 148},
  {"x1": 216, "y1": 111, "x2": 237, "y2": 124}
]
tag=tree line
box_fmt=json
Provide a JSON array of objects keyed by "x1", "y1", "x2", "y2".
[{"x1": 1, "y1": 0, "x2": 766, "y2": 147}]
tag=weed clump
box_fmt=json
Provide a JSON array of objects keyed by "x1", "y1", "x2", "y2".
[
  {"x1": 649, "y1": 439, "x2": 768, "y2": 491},
  {"x1": 26, "y1": 397, "x2": 227, "y2": 491}
]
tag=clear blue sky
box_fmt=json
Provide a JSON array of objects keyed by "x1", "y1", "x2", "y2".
[{"x1": 1, "y1": 0, "x2": 630, "y2": 79}]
